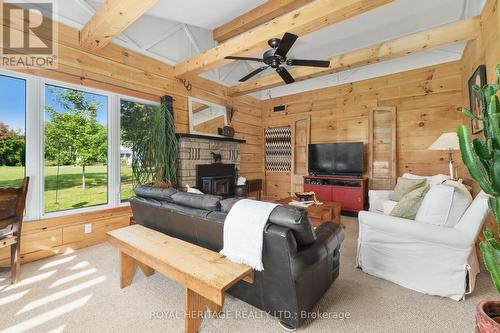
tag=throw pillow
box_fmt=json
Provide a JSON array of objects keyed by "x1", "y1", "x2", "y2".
[
  {"x1": 441, "y1": 180, "x2": 473, "y2": 227},
  {"x1": 186, "y1": 185, "x2": 204, "y2": 195},
  {"x1": 390, "y1": 177, "x2": 426, "y2": 201},
  {"x1": 415, "y1": 185, "x2": 454, "y2": 226},
  {"x1": 402, "y1": 173, "x2": 450, "y2": 187},
  {"x1": 390, "y1": 185, "x2": 430, "y2": 220},
  {"x1": 383, "y1": 200, "x2": 398, "y2": 215}
]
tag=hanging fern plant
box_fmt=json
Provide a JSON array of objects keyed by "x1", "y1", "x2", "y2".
[{"x1": 131, "y1": 96, "x2": 177, "y2": 187}]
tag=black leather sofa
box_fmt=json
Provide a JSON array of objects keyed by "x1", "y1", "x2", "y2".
[{"x1": 129, "y1": 186, "x2": 344, "y2": 330}]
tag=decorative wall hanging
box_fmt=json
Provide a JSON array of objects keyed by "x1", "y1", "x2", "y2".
[
  {"x1": 369, "y1": 106, "x2": 397, "y2": 190},
  {"x1": 218, "y1": 126, "x2": 235, "y2": 137},
  {"x1": 226, "y1": 107, "x2": 234, "y2": 124},
  {"x1": 265, "y1": 126, "x2": 292, "y2": 172},
  {"x1": 468, "y1": 65, "x2": 487, "y2": 134},
  {"x1": 179, "y1": 78, "x2": 192, "y2": 92}
]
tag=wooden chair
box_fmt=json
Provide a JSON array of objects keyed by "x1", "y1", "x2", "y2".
[{"x1": 0, "y1": 177, "x2": 29, "y2": 284}]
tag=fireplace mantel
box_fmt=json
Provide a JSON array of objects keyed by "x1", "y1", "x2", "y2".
[{"x1": 176, "y1": 133, "x2": 246, "y2": 144}]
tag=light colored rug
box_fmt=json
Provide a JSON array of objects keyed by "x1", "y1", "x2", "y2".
[{"x1": 0, "y1": 217, "x2": 497, "y2": 333}]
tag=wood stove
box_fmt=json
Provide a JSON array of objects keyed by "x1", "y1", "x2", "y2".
[
  {"x1": 201, "y1": 175, "x2": 234, "y2": 196},
  {"x1": 196, "y1": 164, "x2": 235, "y2": 197}
]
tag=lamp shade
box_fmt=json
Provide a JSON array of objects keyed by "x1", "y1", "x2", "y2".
[{"x1": 428, "y1": 132, "x2": 460, "y2": 151}]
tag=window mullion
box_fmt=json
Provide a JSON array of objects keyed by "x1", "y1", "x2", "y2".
[
  {"x1": 108, "y1": 94, "x2": 120, "y2": 207},
  {"x1": 25, "y1": 76, "x2": 44, "y2": 221}
]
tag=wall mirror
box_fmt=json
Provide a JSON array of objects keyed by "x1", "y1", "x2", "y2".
[{"x1": 188, "y1": 97, "x2": 228, "y2": 137}]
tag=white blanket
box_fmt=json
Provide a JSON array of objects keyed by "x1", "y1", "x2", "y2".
[{"x1": 220, "y1": 199, "x2": 279, "y2": 271}]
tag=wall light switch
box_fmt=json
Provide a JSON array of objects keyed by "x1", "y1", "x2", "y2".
[{"x1": 84, "y1": 224, "x2": 92, "y2": 234}]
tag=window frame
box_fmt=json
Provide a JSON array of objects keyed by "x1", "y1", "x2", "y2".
[
  {"x1": 0, "y1": 72, "x2": 27, "y2": 178},
  {"x1": 41, "y1": 79, "x2": 114, "y2": 218},
  {"x1": 0, "y1": 72, "x2": 28, "y2": 215},
  {"x1": 0, "y1": 68, "x2": 161, "y2": 221}
]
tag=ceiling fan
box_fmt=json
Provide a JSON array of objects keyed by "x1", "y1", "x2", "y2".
[{"x1": 225, "y1": 32, "x2": 330, "y2": 84}]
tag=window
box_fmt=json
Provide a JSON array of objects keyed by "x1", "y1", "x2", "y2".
[
  {"x1": 119, "y1": 99, "x2": 160, "y2": 202},
  {"x1": 44, "y1": 84, "x2": 108, "y2": 213},
  {"x1": 0, "y1": 69, "x2": 161, "y2": 219},
  {"x1": 0, "y1": 75, "x2": 26, "y2": 188}
]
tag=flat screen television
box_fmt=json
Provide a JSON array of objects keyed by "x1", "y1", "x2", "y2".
[{"x1": 308, "y1": 142, "x2": 364, "y2": 177}]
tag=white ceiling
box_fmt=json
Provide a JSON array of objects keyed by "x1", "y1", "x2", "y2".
[
  {"x1": 145, "y1": 0, "x2": 267, "y2": 30},
  {"x1": 18, "y1": 0, "x2": 487, "y2": 99}
]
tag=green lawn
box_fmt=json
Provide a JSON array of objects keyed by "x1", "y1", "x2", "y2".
[{"x1": 0, "y1": 164, "x2": 134, "y2": 212}]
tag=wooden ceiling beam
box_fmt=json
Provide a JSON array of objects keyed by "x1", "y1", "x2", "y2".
[
  {"x1": 80, "y1": 0, "x2": 158, "y2": 50},
  {"x1": 227, "y1": 17, "x2": 481, "y2": 97},
  {"x1": 174, "y1": 0, "x2": 394, "y2": 79},
  {"x1": 213, "y1": 0, "x2": 314, "y2": 43}
]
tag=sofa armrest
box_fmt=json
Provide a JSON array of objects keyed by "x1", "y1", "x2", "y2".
[
  {"x1": 358, "y1": 211, "x2": 470, "y2": 249},
  {"x1": 368, "y1": 190, "x2": 394, "y2": 200},
  {"x1": 368, "y1": 190, "x2": 394, "y2": 212},
  {"x1": 290, "y1": 222, "x2": 344, "y2": 277},
  {"x1": 316, "y1": 222, "x2": 344, "y2": 252}
]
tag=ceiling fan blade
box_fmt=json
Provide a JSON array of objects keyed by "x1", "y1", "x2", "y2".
[
  {"x1": 275, "y1": 32, "x2": 298, "y2": 58},
  {"x1": 239, "y1": 66, "x2": 269, "y2": 82},
  {"x1": 276, "y1": 67, "x2": 295, "y2": 84},
  {"x1": 225, "y1": 56, "x2": 263, "y2": 62},
  {"x1": 288, "y1": 59, "x2": 330, "y2": 68}
]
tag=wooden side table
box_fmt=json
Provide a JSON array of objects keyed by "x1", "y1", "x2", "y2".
[
  {"x1": 274, "y1": 197, "x2": 341, "y2": 228},
  {"x1": 246, "y1": 179, "x2": 263, "y2": 200}
]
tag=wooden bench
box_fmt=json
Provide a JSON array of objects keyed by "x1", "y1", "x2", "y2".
[{"x1": 107, "y1": 225, "x2": 254, "y2": 333}]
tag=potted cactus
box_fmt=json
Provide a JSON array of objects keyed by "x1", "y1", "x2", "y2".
[{"x1": 457, "y1": 64, "x2": 500, "y2": 332}]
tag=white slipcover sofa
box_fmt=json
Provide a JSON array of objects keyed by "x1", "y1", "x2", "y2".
[
  {"x1": 357, "y1": 174, "x2": 490, "y2": 300},
  {"x1": 368, "y1": 173, "x2": 451, "y2": 214}
]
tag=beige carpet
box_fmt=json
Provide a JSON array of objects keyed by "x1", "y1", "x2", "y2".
[{"x1": 0, "y1": 217, "x2": 497, "y2": 333}]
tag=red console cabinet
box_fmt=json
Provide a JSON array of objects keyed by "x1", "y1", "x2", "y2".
[{"x1": 304, "y1": 176, "x2": 368, "y2": 214}]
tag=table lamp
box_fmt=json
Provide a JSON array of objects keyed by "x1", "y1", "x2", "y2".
[{"x1": 428, "y1": 132, "x2": 460, "y2": 180}]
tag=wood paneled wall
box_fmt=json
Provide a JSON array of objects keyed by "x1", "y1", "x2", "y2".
[
  {"x1": 461, "y1": 0, "x2": 500, "y2": 236},
  {"x1": 262, "y1": 61, "x2": 465, "y2": 199},
  {"x1": 462, "y1": 0, "x2": 500, "y2": 86},
  {"x1": 0, "y1": 207, "x2": 131, "y2": 265}
]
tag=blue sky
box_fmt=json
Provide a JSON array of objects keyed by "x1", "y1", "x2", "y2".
[
  {"x1": 0, "y1": 75, "x2": 26, "y2": 131},
  {"x1": 0, "y1": 75, "x2": 108, "y2": 133}
]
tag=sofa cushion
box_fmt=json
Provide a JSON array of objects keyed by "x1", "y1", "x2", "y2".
[
  {"x1": 370, "y1": 194, "x2": 389, "y2": 213},
  {"x1": 390, "y1": 185, "x2": 430, "y2": 220},
  {"x1": 415, "y1": 185, "x2": 454, "y2": 226},
  {"x1": 160, "y1": 201, "x2": 211, "y2": 219},
  {"x1": 220, "y1": 197, "x2": 242, "y2": 213},
  {"x1": 133, "y1": 185, "x2": 177, "y2": 202},
  {"x1": 415, "y1": 181, "x2": 472, "y2": 227},
  {"x1": 206, "y1": 211, "x2": 228, "y2": 224},
  {"x1": 402, "y1": 173, "x2": 450, "y2": 187},
  {"x1": 268, "y1": 206, "x2": 316, "y2": 245},
  {"x1": 171, "y1": 192, "x2": 221, "y2": 211},
  {"x1": 383, "y1": 200, "x2": 398, "y2": 215},
  {"x1": 442, "y1": 180, "x2": 473, "y2": 227},
  {"x1": 391, "y1": 177, "x2": 426, "y2": 201}
]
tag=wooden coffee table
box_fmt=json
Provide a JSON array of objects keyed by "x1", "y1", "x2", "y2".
[
  {"x1": 274, "y1": 197, "x2": 341, "y2": 227},
  {"x1": 107, "y1": 225, "x2": 254, "y2": 333}
]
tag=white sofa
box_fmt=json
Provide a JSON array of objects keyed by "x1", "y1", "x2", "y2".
[
  {"x1": 357, "y1": 188, "x2": 490, "y2": 300},
  {"x1": 368, "y1": 173, "x2": 451, "y2": 214}
]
